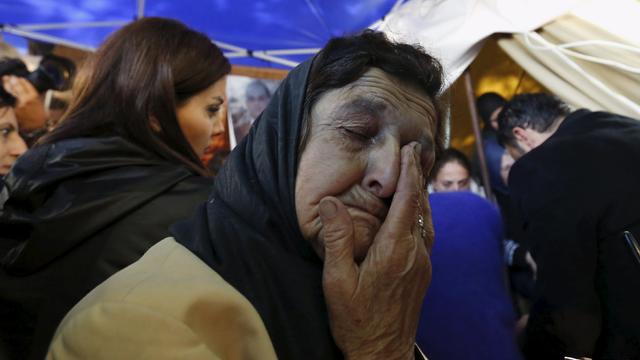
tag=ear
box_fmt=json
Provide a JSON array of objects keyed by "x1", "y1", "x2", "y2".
[
  {"x1": 512, "y1": 127, "x2": 528, "y2": 143},
  {"x1": 149, "y1": 116, "x2": 161, "y2": 132}
]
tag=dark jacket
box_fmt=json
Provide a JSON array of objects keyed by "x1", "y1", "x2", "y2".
[
  {"x1": 0, "y1": 136, "x2": 212, "y2": 360},
  {"x1": 509, "y1": 110, "x2": 640, "y2": 360}
]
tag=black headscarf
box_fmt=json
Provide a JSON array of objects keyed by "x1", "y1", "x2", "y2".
[{"x1": 171, "y1": 59, "x2": 343, "y2": 359}]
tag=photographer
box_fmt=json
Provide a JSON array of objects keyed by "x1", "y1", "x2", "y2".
[
  {"x1": 1, "y1": 73, "x2": 47, "y2": 131},
  {"x1": 0, "y1": 55, "x2": 75, "y2": 141}
]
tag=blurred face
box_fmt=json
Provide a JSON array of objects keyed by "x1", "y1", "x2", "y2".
[
  {"x1": 177, "y1": 76, "x2": 227, "y2": 156},
  {"x1": 431, "y1": 161, "x2": 470, "y2": 192},
  {"x1": 0, "y1": 107, "x2": 27, "y2": 175},
  {"x1": 295, "y1": 68, "x2": 437, "y2": 262},
  {"x1": 245, "y1": 83, "x2": 270, "y2": 119},
  {"x1": 489, "y1": 106, "x2": 502, "y2": 130}
]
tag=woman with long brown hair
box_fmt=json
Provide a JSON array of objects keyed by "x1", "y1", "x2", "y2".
[{"x1": 0, "y1": 17, "x2": 229, "y2": 360}]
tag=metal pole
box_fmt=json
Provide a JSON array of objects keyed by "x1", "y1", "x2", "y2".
[
  {"x1": 463, "y1": 70, "x2": 495, "y2": 203},
  {"x1": 263, "y1": 48, "x2": 320, "y2": 56},
  {"x1": 1, "y1": 25, "x2": 96, "y2": 52},
  {"x1": 137, "y1": 0, "x2": 146, "y2": 19},
  {"x1": 15, "y1": 21, "x2": 128, "y2": 31}
]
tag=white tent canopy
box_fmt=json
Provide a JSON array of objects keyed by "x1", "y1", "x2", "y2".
[
  {"x1": 2, "y1": 0, "x2": 638, "y2": 116},
  {"x1": 378, "y1": 0, "x2": 640, "y2": 117}
]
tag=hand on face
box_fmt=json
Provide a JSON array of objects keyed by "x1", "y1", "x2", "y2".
[
  {"x1": 2, "y1": 75, "x2": 47, "y2": 131},
  {"x1": 295, "y1": 68, "x2": 436, "y2": 263},
  {"x1": 319, "y1": 142, "x2": 433, "y2": 360}
]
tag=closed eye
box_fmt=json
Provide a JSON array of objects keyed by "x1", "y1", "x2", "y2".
[{"x1": 341, "y1": 127, "x2": 372, "y2": 142}]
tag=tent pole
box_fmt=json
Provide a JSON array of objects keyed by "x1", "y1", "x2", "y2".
[
  {"x1": 1, "y1": 25, "x2": 95, "y2": 52},
  {"x1": 463, "y1": 70, "x2": 495, "y2": 203},
  {"x1": 252, "y1": 52, "x2": 298, "y2": 67},
  {"x1": 137, "y1": 0, "x2": 146, "y2": 19},
  {"x1": 263, "y1": 48, "x2": 320, "y2": 55},
  {"x1": 15, "y1": 21, "x2": 128, "y2": 31},
  {"x1": 213, "y1": 40, "x2": 247, "y2": 53}
]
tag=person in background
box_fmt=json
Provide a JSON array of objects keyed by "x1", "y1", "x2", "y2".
[
  {"x1": 429, "y1": 147, "x2": 485, "y2": 197},
  {"x1": 1, "y1": 73, "x2": 47, "y2": 134},
  {"x1": 472, "y1": 92, "x2": 507, "y2": 195},
  {"x1": 47, "y1": 30, "x2": 443, "y2": 360},
  {"x1": 0, "y1": 18, "x2": 230, "y2": 360},
  {"x1": 233, "y1": 79, "x2": 272, "y2": 141},
  {"x1": 0, "y1": 103, "x2": 27, "y2": 177},
  {"x1": 1, "y1": 54, "x2": 76, "y2": 146},
  {"x1": 417, "y1": 191, "x2": 522, "y2": 360},
  {"x1": 498, "y1": 92, "x2": 640, "y2": 360}
]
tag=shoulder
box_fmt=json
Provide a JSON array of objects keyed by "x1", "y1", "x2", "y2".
[
  {"x1": 430, "y1": 192, "x2": 501, "y2": 232},
  {"x1": 48, "y1": 238, "x2": 277, "y2": 360}
]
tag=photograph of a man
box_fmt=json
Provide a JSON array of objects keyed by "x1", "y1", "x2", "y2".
[{"x1": 230, "y1": 78, "x2": 274, "y2": 144}]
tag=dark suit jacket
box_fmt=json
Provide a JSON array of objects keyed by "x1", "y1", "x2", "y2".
[{"x1": 509, "y1": 110, "x2": 640, "y2": 360}]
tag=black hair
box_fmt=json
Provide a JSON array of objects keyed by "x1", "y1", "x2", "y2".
[
  {"x1": 429, "y1": 148, "x2": 471, "y2": 182},
  {"x1": 497, "y1": 93, "x2": 570, "y2": 147},
  {"x1": 476, "y1": 92, "x2": 505, "y2": 128},
  {"x1": 300, "y1": 30, "x2": 445, "y2": 159}
]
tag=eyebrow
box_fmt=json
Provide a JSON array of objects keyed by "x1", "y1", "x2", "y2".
[
  {"x1": 210, "y1": 96, "x2": 224, "y2": 104},
  {"x1": 331, "y1": 98, "x2": 387, "y2": 124}
]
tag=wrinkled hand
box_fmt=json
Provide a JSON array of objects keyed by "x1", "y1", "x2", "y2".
[
  {"x1": 2, "y1": 75, "x2": 47, "y2": 131},
  {"x1": 319, "y1": 142, "x2": 434, "y2": 360}
]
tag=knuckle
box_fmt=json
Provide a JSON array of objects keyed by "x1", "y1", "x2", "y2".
[{"x1": 322, "y1": 222, "x2": 351, "y2": 242}]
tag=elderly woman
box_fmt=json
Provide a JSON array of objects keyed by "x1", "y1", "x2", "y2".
[{"x1": 47, "y1": 31, "x2": 444, "y2": 360}]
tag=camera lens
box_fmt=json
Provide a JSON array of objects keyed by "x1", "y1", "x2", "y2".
[{"x1": 27, "y1": 55, "x2": 76, "y2": 93}]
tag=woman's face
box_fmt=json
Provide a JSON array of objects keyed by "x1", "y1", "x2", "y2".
[
  {"x1": 176, "y1": 76, "x2": 227, "y2": 156},
  {"x1": 0, "y1": 107, "x2": 27, "y2": 176},
  {"x1": 431, "y1": 161, "x2": 470, "y2": 192},
  {"x1": 295, "y1": 68, "x2": 437, "y2": 262}
]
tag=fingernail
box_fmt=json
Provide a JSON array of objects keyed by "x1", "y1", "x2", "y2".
[
  {"x1": 319, "y1": 199, "x2": 337, "y2": 220},
  {"x1": 414, "y1": 142, "x2": 422, "y2": 155}
]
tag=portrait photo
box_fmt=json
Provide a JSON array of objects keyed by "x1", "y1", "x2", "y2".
[{"x1": 227, "y1": 75, "x2": 281, "y2": 147}]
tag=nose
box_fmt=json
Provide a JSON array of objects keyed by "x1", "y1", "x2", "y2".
[
  {"x1": 211, "y1": 114, "x2": 225, "y2": 137},
  {"x1": 362, "y1": 137, "x2": 400, "y2": 199},
  {"x1": 8, "y1": 133, "x2": 27, "y2": 157}
]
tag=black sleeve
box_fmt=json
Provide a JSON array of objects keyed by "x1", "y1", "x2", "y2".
[{"x1": 509, "y1": 158, "x2": 601, "y2": 360}]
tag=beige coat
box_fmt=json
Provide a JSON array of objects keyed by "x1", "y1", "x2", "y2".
[{"x1": 47, "y1": 238, "x2": 277, "y2": 360}]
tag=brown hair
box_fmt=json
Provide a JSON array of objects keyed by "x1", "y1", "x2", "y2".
[{"x1": 41, "y1": 17, "x2": 230, "y2": 175}]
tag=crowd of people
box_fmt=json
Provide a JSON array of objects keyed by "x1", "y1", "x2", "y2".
[{"x1": 1, "y1": 15, "x2": 639, "y2": 360}]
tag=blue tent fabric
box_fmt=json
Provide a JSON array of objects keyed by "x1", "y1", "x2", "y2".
[
  {"x1": 0, "y1": 0, "x2": 401, "y2": 68},
  {"x1": 418, "y1": 192, "x2": 522, "y2": 360}
]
